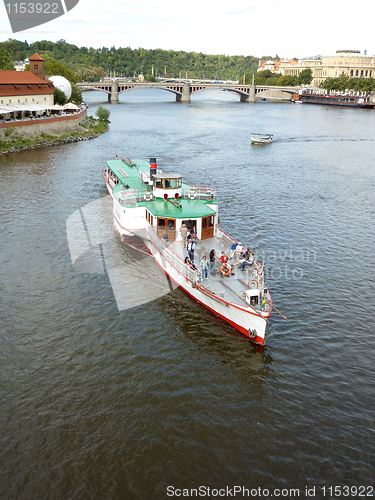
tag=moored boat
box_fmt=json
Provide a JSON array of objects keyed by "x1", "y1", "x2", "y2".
[
  {"x1": 251, "y1": 133, "x2": 273, "y2": 145},
  {"x1": 292, "y1": 91, "x2": 375, "y2": 108},
  {"x1": 104, "y1": 157, "x2": 273, "y2": 345}
]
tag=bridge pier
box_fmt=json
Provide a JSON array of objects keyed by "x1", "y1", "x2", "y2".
[
  {"x1": 240, "y1": 84, "x2": 256, "y2": 102},
  {"x1": 176, "y1": 83, "x2": 191, "y2": 103},
  {"x1": 109, "y1": 81, "x2": 119, "y2": 103}
]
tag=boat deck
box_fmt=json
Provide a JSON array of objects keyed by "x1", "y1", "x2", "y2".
[{"x1": 165, "y1": 234, "x2": 266, "y2": 311}]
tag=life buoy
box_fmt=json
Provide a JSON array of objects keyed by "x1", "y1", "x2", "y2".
[
  {"x1": 144, "y1": 193, "x2": 153, "y2": 201},
  {"x1": 188, "y1": 191, "x2": 196, "y2": 199},
  {"x1": 248, "y1": 328, "x2": 257, "y2": 339},
  {"x1": 220, "y1": 264, "x2": 231, "y2": 276},
  {"x1": 249, "y1": 280, "x2": 258, "y2": 289}
]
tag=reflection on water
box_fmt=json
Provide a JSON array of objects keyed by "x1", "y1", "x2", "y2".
[
  {"x1": 1, "y1": 88, "x2": 375, "y2": 499},
  {"x1": 66, "y1": 195, "x2": 177, "y2": 310}
]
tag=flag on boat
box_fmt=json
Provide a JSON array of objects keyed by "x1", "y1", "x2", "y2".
[{"x1": 114, "y1": 153, "x2": 118, "y2": 158}]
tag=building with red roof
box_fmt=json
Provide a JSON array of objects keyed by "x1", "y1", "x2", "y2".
[{"x1": 0, "y1": 53, "x2": 55, "y2": 107}]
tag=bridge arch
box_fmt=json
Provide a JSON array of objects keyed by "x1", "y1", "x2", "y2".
[
  {"x1": 78, "y1": 81, "x2": 299, "y2": 103},
  {"x1": 255, "y1": 88, "x2": 294, "y2": 101}
]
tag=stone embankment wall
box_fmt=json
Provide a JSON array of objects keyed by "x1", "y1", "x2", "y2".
[{"x1": 0, "y1": 109, "x2": 88, "y2": 139}]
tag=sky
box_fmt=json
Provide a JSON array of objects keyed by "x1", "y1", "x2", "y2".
[{"x1": 1, "y1": 0, "x2": 375, "y2": 59}]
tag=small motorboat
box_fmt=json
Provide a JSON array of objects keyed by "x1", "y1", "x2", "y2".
[{"x1": 251, "y1": 133, "x2": 273, "y2": 145}]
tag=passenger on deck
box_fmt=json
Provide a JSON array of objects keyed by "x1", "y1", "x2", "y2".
[
  {"x1": 232, "y1": 247, "x2": 249, "y2": 268},
  {"x1": 209, "y1": 249, "x2": 216, "y2": 276},
  {"x1": 229, "y1": 242, "x2": 237, "y2": 259},
  {"x1": 219, "y1": 251, "x2": 229, "y2": 265},
  {"x1": 239, "y1": 250, "x2": 255, "y2": 271},
  {"x1": 180, "y1": 224, "x2": 188, "y2": 248},
  {"x1": 200, "y1": 255, "x2": 209, "y2": 280},
  {"x1": 185, "y1": 256, "x2": 197, "y2": 270},
  {"x1": 187, "y1": 239, "x2": 196, "y2": 262},
  {"x1": 162, "y1": 231, "x2": 169, "y2": 244},
  {"x1": 235, "y1": 242, "x2": 244, "y2": 255},
  {"x1": 191, "y1": 226, "x2": 198, "y2": 241}
]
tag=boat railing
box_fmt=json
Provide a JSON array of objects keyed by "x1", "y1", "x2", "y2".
[
  {"x1": 116, "y1": 188, "x2": 153, "y2": 206},
  {"x1": 106, "y1": 177, "x2": 115, "y2": 190},
  {"x1": 215, "y1": 225, "x2": 237, "y2": 246},
  {"x1": 104, "y1": 171, "x2": 119, "y2": 190},
  {"x1": 148, "y1": 226, "x2": 201, "y2": 282},
  {"x1": 115, "y1": 186, "x2": 217, "y2": 206},
  {"x1": 181, "y1": 186, "x2": 217, "y2": 201},
  {"x1": 215, "y1": 224, "x2": 265, "y2": 283}
]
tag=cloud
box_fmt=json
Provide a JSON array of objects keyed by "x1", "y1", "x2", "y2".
[{"x1": 1, "y1": 0, "x2": 374, "y2": 58}]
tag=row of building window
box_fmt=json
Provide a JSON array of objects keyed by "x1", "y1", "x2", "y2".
[
  {"x1": 349, "y1": 69, "x2": 373, "y2": 77},
  {"x1": 0, "y1": 97, "x2": 47, "y2": 104},
  {"x1": 287, "y1": 68, "x2": 373, "y2": 78}
]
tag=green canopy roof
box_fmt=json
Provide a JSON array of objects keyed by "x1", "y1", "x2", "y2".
[
  {"x1": 109, "y1": 158, "x2": 217, "y2": 218},
  {"x1": 146, "y1": 199, "x2": 216, "y2": 218}
]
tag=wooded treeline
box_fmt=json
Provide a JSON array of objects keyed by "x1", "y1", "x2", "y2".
[{"x1": 0, "y1": 38, "x2": 262, "y2": 82}]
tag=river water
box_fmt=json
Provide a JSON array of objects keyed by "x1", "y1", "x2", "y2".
[{"x1": 1, "y1": 88, "x2": 375, "y2": 499}]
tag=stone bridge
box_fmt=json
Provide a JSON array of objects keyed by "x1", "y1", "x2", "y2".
[{"x1": 78, "y1": 81, "x2": 298, "y2": 103}]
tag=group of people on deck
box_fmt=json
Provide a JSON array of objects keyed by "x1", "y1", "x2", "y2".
[
  {"x1": 184, "y1": 238, "x2": 255, "y2": 280},
  {"x1": 161, "y1": 223, "x2": 255, "y2": 279}
]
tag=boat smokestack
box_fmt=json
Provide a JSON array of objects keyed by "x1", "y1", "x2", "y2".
[{"x1": 150, "y1": 157, "x2": 157, "y2": 179}]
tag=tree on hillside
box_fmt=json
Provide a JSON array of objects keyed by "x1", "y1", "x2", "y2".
[
  {"x1": 245, "y1": 71, "x2": 282, "y2": 85},
  {"x1": 298, "y1": 69, "x2": 312, "y2": 85},
  {"x1": 0, "y1": 47, "x2": 14, "y2": 70},
  {"x1": 44, "y1": 58, "x2": 79, "y2": 83},
  {"x1": 92, "y1": 66, "x2": 104, "y2": 79},
  {"x1": 76, "y1": 67, "x2": 100, "y2": 82},
  {"x1": 70, "y1": 83, "x2": 82, "y2": 105},
  {"x1": 277, "y1": 75, "x2": 298, "y2": 86},
  {"x1": 54, "y1": 87, "x2": 67, "y2": 105},
  {"x1": 144, "y1": 74, "x2": 156, "y2": 82}
]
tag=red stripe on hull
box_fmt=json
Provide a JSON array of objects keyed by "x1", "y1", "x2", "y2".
[{"x1": 151, "y1": 254, "x2": 265, "y2": 345}]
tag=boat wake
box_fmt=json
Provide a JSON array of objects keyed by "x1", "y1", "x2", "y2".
[{"x1": 66, "y1": 195, "x2": 177, "y2": 311}]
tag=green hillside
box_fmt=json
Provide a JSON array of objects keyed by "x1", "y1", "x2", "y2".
[{"x1": 1, "y1": 38, "x2": 261, "y2": 82}]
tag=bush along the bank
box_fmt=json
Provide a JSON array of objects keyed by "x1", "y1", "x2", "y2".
[{"x1": 0, "y1": 117, "x2": 108, "y2": 154}]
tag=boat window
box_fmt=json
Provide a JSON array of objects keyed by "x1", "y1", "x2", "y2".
[
  {"x1": 155, "y1": 178, "x2": 163, "y2": 188},
  {"x1": 168, "y1": 219, "x2": 175, "y2": 231},
  {"x1": 202, "y1": 218, "x2": 207, "y2": 230},
  {"x1": 182, "y1": 219, "x2": 196, "y2": 231},
  {"x1": 167, "y1": 179, "x2": 177, "y2": 189},
  {"x1": 158, "y1": 219, "x2": 166, "y2": 230},
  {"x1": 208, "y1": 216, "x2": 214, "y2": 227}
]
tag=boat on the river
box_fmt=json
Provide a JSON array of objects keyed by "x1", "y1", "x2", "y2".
[
  {"x1": 292, "y1": 91, "x2": 375, "y2": 108},
  {"x1": 103, "y1": 157, "x2": 272, "y2": 345},
  {"x1": 251, "y1": 133, "x2": 273, "y2": 145}
]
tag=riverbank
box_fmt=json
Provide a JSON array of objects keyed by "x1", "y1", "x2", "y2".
[{"x1": 0, "y1": 116, "x2": 108, "y2": 154}]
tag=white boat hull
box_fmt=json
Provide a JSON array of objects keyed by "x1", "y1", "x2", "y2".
[{"x1": 113, "y1": 217, "x2": 268, "y2": 345}]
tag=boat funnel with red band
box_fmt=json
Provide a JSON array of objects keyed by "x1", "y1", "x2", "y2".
[{"x1": 150, "y1": 157, "x2": 157, "y2": 179}]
